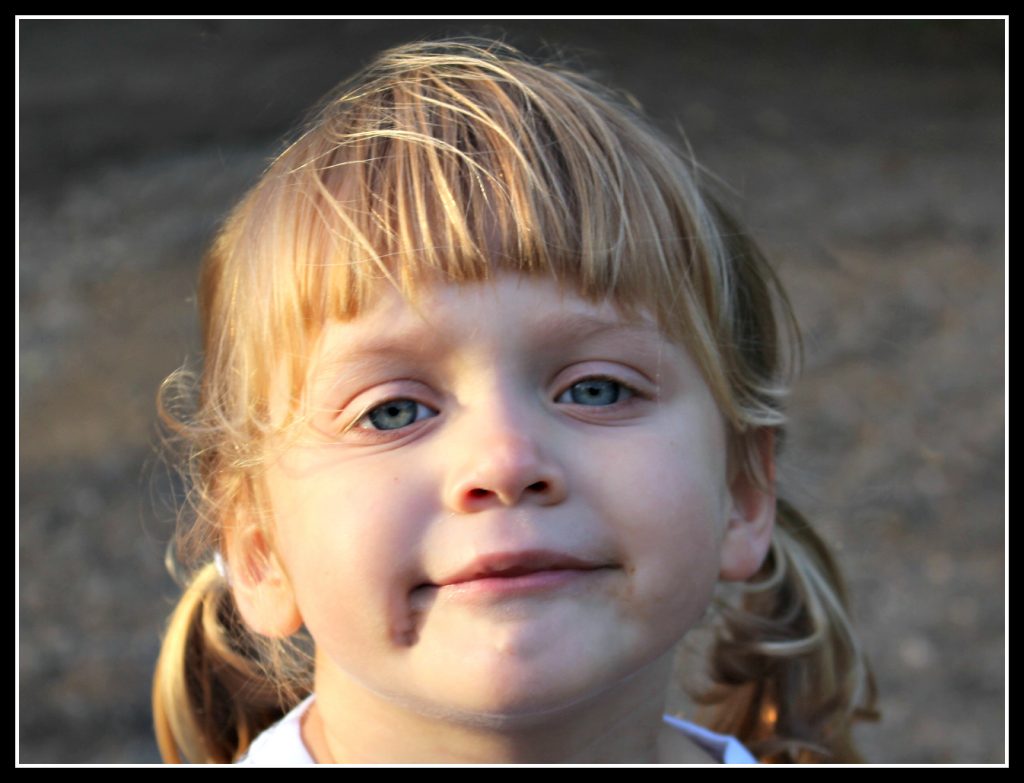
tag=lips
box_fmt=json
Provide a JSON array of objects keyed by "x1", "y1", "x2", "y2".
[{"x1": 433, "y1": 549, "x2": 610, "y2": 587}]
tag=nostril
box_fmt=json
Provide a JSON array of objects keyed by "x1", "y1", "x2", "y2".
[
  {"x1": 527, "y1": 481, "x2": 548, "y2": 492},
  {"x1": 468, "y1": 488, "x2": 490, "y2": 498}
]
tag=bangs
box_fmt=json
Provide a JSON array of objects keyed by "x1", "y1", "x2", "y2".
[{"x1": 258, "y1": 41, "x2": 722, "y2": 337}]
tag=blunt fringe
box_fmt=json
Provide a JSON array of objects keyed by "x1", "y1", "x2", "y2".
[{"x1": 153, "y1": 37, "x2": 876, "y2": 763}]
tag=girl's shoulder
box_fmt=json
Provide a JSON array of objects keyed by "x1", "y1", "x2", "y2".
[{"x1": 234, "y1": 696, "x2": 757, "y2": 765}]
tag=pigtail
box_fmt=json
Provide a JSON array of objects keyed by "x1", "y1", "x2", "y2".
[
  {"x1": 152, "y1": 562, "x2": 306, "y2": 763},
  {"x1": 696, "y1": 498, "x2": 878, "y2": 763}
]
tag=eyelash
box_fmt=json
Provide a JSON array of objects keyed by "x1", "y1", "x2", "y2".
[
  {"x1": 554, "y1": 376, "x2": 640, "y2": 407},
  {"x1": 346, "y1": 375, "x2": 645, "y2": 438}
]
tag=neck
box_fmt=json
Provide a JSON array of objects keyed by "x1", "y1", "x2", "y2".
[{"x1": 301, "y1": 652, "x2": 717, "y2": 764}]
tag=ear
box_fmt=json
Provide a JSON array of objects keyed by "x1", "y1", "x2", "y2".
[
  {"x1": 719, "y1": 429, "x2": 777, "y2": 582},
  {"x1": 222, "y1": 520, "x2": 303, "y2": 638}
]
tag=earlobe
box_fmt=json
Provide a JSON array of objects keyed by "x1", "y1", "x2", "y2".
[
  {"x1": 719, "y1": 429, "x2": 777, "y2": 582},
  {"x1": 223, "y1": 522, "x2": 303, "y2": 638}
]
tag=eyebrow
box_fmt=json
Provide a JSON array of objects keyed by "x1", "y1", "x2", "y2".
[
  {"x1": 307, "y1": 309, "x2": 667, "y2": 393},
  {"x1": 324, "y1": 311, "x2": 662, "y2": 367},
  {"x1": 535, "y1": 311, "x2": 661, "y2": 341}
]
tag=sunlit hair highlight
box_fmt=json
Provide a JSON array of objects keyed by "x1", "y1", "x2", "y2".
[
  {"x1": 200, "y1": 39, "x2": 797, "y2": 459},
  {"x1": 154, "y1": 37, "x2": 874, "y2": 763}
]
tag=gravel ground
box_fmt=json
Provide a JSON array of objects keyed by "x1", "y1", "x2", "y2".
[{"x1": 18, "y1": 19, "x2": 1005, "y2": 764}]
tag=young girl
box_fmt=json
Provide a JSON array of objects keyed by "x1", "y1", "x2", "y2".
[{"x1": 152, "y1": 38, "x2": 876, "y2": 764}]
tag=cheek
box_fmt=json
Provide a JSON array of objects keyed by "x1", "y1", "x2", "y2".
[
  {"x1": 594, "y1": 432, "x2": 728, "y2": 617},
  {"x1": 265, "y1": 454, "x2": 436, "y2": 646},
  {"x1": 607, "y1": 424, "x2": 729, "y2": 526},
  {"x1": 271, "y1": 449, "x2": 425, "y2": 561}
]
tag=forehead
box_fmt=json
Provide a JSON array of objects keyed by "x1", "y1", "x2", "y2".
[{"x1": 308, "y1": 273, "x2": 670, "y2": 372}]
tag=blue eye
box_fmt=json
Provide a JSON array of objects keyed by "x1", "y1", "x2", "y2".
[
  {"x1": 360, "y1": 399, "x2": 436, "y2": 431},
  {"x1": 559, "y1": 378, "x2": 631, "y2": 406}
]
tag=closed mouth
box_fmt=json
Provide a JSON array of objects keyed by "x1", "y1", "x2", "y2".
[{"x1": 430, "y1": 549, "x2": 613, "y2": 588}]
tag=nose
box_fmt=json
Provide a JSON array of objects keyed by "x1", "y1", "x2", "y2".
[{"x1": 443, "y1": 396, "x2": 568, "y2": 513}]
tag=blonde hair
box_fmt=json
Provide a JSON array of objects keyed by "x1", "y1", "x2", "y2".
[{"x1": 153, "y1": 37, "x2": 876, "y2": 763}]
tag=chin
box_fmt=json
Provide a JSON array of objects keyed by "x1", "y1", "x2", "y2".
[
  {"x1": 419, "y1": 668, "x2": 625, "y2": 731},
  {"x1": 427, "y1": 696, "x2": 591, "y2": 731}
]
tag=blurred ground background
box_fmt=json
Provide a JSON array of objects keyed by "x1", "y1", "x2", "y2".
[{"x1": 18, "y1": 19, "x2": 1005, "y2": 764}]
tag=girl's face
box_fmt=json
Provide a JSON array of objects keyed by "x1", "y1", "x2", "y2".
[{"x1": 236, "y1": 272, "x2": 772, "y2": 727}]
